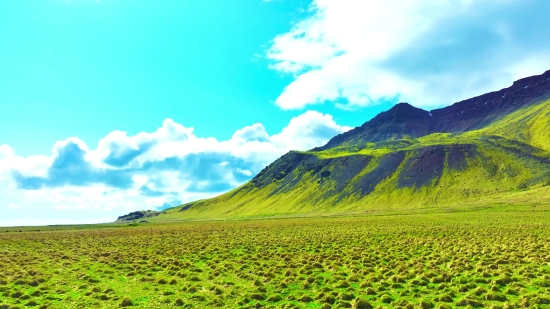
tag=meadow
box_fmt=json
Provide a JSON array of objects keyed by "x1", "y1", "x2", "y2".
[{"x1": 1, "y1": 207, "x2": 550, "y2": 309}]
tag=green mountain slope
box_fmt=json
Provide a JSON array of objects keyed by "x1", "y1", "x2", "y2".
[
  {"x1": 117, "y1": 71, "x2": 550, "y2": 222},
  {"x1": 144, "y1": 99, "x2": 550, "y2": 221},
  {"x1": 477, "y1": 97, "x2": 550, "y2": 152}
]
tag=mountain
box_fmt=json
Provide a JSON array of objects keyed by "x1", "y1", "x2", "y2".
[
  {"x1": 118, "y1": 70, "x2": 550, "y2": 222},
  {"x1": 318, "y1": 70, "x2": 550, "y2": 150}
]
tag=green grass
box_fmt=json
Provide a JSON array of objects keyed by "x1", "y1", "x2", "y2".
[{"x1": 2, "y1": 207, "x2": 550, "y2": 308}]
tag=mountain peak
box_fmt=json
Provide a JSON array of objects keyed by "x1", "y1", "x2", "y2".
[
  {"x1": 317, "y1": 102, "x2": 432, "y2": 150},
  {"x1": 366, "y1": 102, "x2": 431, "y2": 126},
  {"x1": 391, "y1": 102, "x2": 415, "y2": 109},
  {"x1": 384, "y1": 102, "x2": 422, "y2": 113}
]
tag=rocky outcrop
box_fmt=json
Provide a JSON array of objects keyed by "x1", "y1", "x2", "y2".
[{"x1": 116, "y1": 210, "x2": 160, "y2": 222}]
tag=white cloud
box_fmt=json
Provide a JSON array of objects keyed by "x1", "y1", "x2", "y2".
[
  {"x1": 267, "y1": 0, "x2": 550, "y2": 110},
  {"x1": 231, "y1": 123, "x2": 270, "y2": 142},
  {"x1": 7, "y1": 203, "x2": 19, "y2": 210},
  {"x1": 0, "y1": 144, "x2": 50, "y2": 180},
  {"x1": 271, "y1": 110, "x2": 352, "y2": 151},
  {"x1": 0, "y1": 111, "x2": 350, "y2": 225},
  {"x1": 235, "y1": 168, "x2": 253, "y2": 177}
]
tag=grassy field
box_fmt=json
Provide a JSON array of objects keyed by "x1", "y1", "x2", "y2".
[{"x1": 2, "y1": 206, "x2": 550, "y2": 308}]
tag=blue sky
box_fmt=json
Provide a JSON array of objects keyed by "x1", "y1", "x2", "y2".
[{"x1": 1, "y1": 0, "x2": 549, "y2": 226}]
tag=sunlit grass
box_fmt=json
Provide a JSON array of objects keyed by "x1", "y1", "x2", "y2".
[{"x1": 1, "y1": 208, "x2": 550, "y2": 308}]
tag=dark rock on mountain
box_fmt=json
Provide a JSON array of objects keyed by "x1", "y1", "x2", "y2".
[
  {"x1": 251, "y1": 152, "x2": 372, "y2": 196},
  {"x1": 447, "y1": 144, "x2": 477, "y2": 171},
  {"x1": 397, "y1": 146, "x2": 446, "y2": 189},
  {"x1": 355, "y1": 151, "x2": 405, "y2": 195}
]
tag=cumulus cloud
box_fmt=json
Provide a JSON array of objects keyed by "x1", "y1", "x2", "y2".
[
  {"x1": 271, "y1": 110, "x2": 351, "y2": 150},
  {"x1": 0, "y1": 111, "x2": 350, "y2": 224},
  {"x1": 12, "y1": 138, "x2": 133, "y2": 190},
  {"x1": 267, "y1": 0, "x2": 550, "y2": 110}
]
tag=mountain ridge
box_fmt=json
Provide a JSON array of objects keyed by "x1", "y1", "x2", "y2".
[
  {"x1": 117, "y1": 70, "x2": 550, "y2": 222},
  {"x1": 318, "y1": 70, "x2": 550, "y2": 150}
]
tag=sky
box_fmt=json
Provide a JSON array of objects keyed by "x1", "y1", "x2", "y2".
[{"x1": 1, "y1": 0, "x2": 550, "y2": 226}]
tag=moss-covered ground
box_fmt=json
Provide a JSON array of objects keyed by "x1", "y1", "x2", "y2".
[{"x1": 2, "y1": 206, "x2": 550, "y2": 308}]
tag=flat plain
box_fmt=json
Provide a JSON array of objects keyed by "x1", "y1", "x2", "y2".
[{"x1": 1, "y1": 206, "x2": 550, "y2": 309}]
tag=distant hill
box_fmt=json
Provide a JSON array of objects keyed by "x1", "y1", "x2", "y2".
[{"x1": 118, "y1": 70, "x2": 550, "y2": 222}]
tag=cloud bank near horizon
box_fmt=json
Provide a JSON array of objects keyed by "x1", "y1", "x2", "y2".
[{"x1": 0, "y1": 111, "x2": 350, "y2": 226}]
